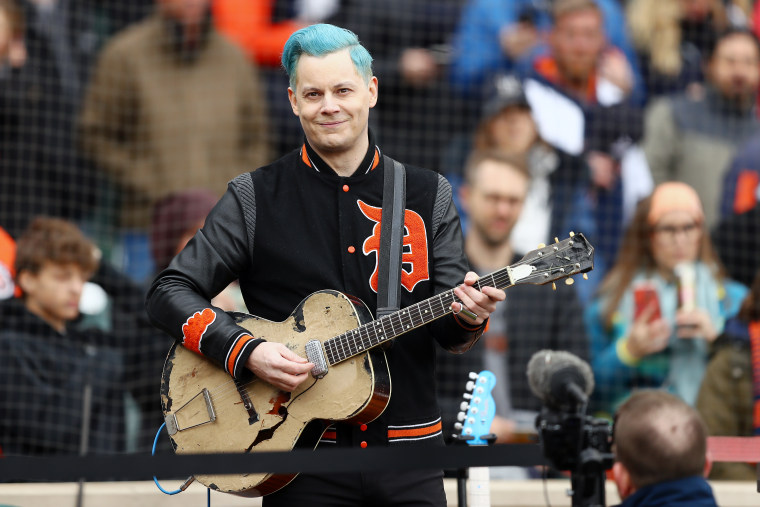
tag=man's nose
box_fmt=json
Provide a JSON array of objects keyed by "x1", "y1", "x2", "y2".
[{"x1": 321, "y1": 93, "x2": 340, "y2": 113}]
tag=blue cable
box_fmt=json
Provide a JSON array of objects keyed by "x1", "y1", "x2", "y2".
[
  {"x1": 152, "y1": 422, "x2": 212, "y2": 505},
  {"x1": 151, "y1": 422, "x2": 182, "y2": 495}
]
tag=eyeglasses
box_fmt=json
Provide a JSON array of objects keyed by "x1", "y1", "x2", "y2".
[{"x1": 652, "y1": 222, "x2": 701, "y2": 239}]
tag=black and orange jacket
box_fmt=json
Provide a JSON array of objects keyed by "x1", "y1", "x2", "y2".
[{"x1": 146, "y1": 134, "x2": 485, "y2": 447}]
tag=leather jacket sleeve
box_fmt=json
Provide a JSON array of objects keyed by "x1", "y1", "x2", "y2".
[
  {"x1": 145, "y1": 178, "x2": 264, "y2": 379},
  {"x1": 428, "y1": 174, "x2": 487, "y2": 353}
]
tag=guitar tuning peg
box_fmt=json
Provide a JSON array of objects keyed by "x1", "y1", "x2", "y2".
[
  {"x1": 569, "y1": 231, "x2": 575, "y2": 237},
  {"x1": 537, "y1": 243, "x2": 546, "y2": 249},
  {"x1": 457, "y1": 412, "x2": 466, "y2": 422},
  {"x1": 465, "y1": 381, "x2": 475, "y2": 391},
  {"x1": 555, "y1": 237, "x2": 559, "y2": 243},
  {"x1": 552, "y1": 282, "x2": 556, "y2": 290},
  {"x1": 468, "y1": 372, "x2": 479, "y2": 380},
  {"x1": 462, "y1": 393, "x2": 473, "y2": 400},
  {"x1": 454, "y1": 422, "x2": 463, "y2": 431},
  {"x1": 583, "y1": 273, "x2": 589, "y2": 280},
  {"x1": 565, "y1": 278, "x2": 574, "y2": 286},
  {"x1": 460, "y1": 401, "x2": 469, "y2": 411}
]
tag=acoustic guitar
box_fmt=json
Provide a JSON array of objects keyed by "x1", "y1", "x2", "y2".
[{"x1": 160, "y1": 234, "x2": 594, "y2": 497}]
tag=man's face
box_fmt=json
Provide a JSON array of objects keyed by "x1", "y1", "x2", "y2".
[
  {"x1": 488, "y1": 106, "x2": 538, "y2": 154},
  {"x1": 708, "y1": 34, "x2": 760, "y2": 103},
  {"x1": 19, "y1": 262, "x2": 88, "y2": 330},
  {"x1": 288, "y1": 49, "x2": 378, "y2": 158},
  {"x1": 159, "y1": 0, "x2": 209, "y2": 26},
  {"x1": 462, "y1": 160, "x2": 528, "y2": 247},
  {"x1": 550, "y1": 8, "x2": 605, "y2": 83}
]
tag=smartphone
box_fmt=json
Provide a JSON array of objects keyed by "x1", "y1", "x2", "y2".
[{"x1": 633, "y1": 282, "x2": 661, "y2": 323}]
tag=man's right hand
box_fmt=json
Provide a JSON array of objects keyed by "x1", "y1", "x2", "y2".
[{"x1": 245, "y1": 342, "x2": 315, "y2": 392}]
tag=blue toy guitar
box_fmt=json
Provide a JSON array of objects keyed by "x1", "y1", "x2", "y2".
[{"x1": 454, "y1": 370, "x2": 497, "y2": 506}]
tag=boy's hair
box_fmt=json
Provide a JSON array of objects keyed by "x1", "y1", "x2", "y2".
[
  {"x1": 14, "y1": 217, "x2": 98, "y2": 280},
  {"x1": 281, "y1": 23, "x2": 373, "y2": 89},
  {"x1": 552, "y1": 0, "x2": 602, "y2": 23},
  {"x1": 613, "y1": 390, "x2": 707, "y2": 489}
]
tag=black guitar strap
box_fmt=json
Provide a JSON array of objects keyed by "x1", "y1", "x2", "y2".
[{"x1": 376, "y1": 155, "x2": 406, "y2": 320}]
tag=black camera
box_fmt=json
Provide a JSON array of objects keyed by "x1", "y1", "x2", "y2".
[
  {"x1": 536, "y1": 409, "x2": 613, "y2": 473},
  {"x1": 527, "y1": 350, "x2": 614, "y2": 507}
]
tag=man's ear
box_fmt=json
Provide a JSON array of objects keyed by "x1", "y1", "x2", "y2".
[
  {"x1": 288, "y1": 87, "x2": 299, "y2": 117},
  {"x1": 368, "y1": 76, "x2": 378, "y2": 108},
  {"x1": 16, "y1": 270, "x2": 33, "y2": 296},
  {"x1": 703, "y1": 451, "x2": 713, "y2": 478},
  {"x1": 612, "y1": 461, "x2": 634, "y2": 500}
]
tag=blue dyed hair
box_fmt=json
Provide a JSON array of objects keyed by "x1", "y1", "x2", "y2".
[{"x1": 281, "y1": 24, "x2": 373, "y2": 89}]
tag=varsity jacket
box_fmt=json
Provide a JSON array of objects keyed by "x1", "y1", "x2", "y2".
[{"x1": 146, "y1": 135, "x2": 485, "y2": 448}]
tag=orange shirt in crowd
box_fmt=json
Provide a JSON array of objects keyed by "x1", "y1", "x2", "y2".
[
  {"x1": 0, "y1": 226, "x2": 17, "y2": 299},
  {"x1": 213, "y1": 0, "x2": 305, "y2": 67}
]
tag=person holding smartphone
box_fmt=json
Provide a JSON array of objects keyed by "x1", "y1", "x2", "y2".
[{"x1": 584, "y1": 182, "x2": 747, "y2": 417}]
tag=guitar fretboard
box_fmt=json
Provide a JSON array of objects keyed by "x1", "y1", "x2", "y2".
[{"x1": 322, "y1": 268, "x2": 514, "y2": 366}]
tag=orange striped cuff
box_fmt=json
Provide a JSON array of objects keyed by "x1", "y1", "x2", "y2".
[
  {"x1": 387, "y1": 419, "x2": 442, "y2": 441},
  {"x1": 226, "y1": 333, "x2": 257, "y2": 376}
]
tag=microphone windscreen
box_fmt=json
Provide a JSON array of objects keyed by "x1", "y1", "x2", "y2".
[{"x1": 527, "y1": 349, "x2": 595, "y2": 405}]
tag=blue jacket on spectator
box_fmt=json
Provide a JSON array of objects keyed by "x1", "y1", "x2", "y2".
[
  {"x1": 449, "y1": 0, "x2": 643, "y2": 99},
  {"x1": 615, "y1": 475, "x2": 718, "y2": 507}
]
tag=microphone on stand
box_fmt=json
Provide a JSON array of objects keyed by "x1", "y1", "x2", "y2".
[{"x1": 527, "y1": 349, "x2": 594, "y2": 411}]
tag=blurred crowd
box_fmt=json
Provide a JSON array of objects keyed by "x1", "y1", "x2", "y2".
[{"x1": 0, "y1": 0, "x2": 758, "y2": 483}]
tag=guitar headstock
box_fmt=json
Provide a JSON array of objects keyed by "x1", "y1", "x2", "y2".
[
  {"x1": 454, "y1": 370, "x2": 497, "y2": 446},
  {"x1": 511, "y1": 232, "x2": 594, "y2": 287}
]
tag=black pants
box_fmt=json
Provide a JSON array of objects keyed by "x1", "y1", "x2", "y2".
[{"x1": 263, "y1": 468, "x2": 447, "y2": 507}]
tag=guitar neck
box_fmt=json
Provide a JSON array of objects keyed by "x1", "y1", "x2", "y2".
[
  {"x1": 322, "y1": 233, "x2": 593, "y2": 367},
  {"x1": 323, "y1": 266, "x2": 515, "y2": 367}
]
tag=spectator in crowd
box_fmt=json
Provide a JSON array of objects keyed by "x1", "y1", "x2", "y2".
[
  {"x1": 612, "y1": 390, "x2": 717, "y2": 506},
  {"x1": 79, "y1": 0, "x2": 270, "y2": 283},
  {"x1": 442, "y1": 75, "x2": 591, "y2": 255},
  {"x1": 695, "y1": 269, "x2": 760, "y2": 481},
  {"x1": 626, "y1": 0, "x2": 740, "y2": 99},
  {"x1": 0, "y1": 0, "x2": 150, "y2": 240},
  {"x1": 712, "y1": 202, "x2": 759, "y2": 287},
  {"x1": 585, "y1": 182, "x2": 747, "y2": 417},
  {"x1": 644, "y1": 28, "x2": 760, "y2": 227},
  {"x1": 0, "y1": 217, "x2": 127, "y2": 455},
  {"x1": 449, "y1": 0, "x2": 641, "y2": 99},
  {"x1": 437, "y1": 150, "x2": 589, "y2": 458}
]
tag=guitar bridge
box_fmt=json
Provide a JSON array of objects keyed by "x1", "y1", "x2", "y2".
[
  {"x1": 305, "y1": 340, "x2": 328, "y2": 378},
  {"x1": 165, "y1": 388, "x2": 216, "y2": 436}
]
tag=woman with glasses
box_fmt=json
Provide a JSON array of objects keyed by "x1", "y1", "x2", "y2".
[{"x1": 585, "y1": 182, "x2": 747, "y2": 417}]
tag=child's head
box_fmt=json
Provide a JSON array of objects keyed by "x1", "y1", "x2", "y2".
[{"x1": 14, "y1": 217, "x2": 98, "y2": 331}]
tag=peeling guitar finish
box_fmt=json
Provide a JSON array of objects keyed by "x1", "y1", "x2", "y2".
[{"x1": 160, "y1": 290, "x2": 388, "y2": 497}]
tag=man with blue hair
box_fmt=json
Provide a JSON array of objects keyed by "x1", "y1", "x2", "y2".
[{"x1": 146, "y1": 23, "x2": 505, "y2": 505}]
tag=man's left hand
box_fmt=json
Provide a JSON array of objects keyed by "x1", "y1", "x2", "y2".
[{"x1": 452, "y1": 271, "x2": 506, "y2": 326}]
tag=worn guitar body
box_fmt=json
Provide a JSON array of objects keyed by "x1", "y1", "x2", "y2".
[{"x1": 160, "y1": 290, "x2": 391, "y2": 497}]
